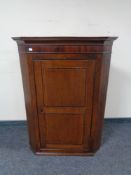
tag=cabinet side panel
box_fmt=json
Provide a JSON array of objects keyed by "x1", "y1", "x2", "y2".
[
  {"x1": 18, "y1": 45, "x2": 40, "y2": 152},
  {"x1": 90, "y1": 53, "x2": 111, "y2": 152}
]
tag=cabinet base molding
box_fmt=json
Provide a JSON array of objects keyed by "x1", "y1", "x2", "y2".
[{"x1": 35, "y1": 151, "x2": 95, "y2": 156}]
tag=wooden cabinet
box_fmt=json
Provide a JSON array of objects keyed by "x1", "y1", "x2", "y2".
[{"x1": 13, "y1": 37, "x2": 117, "y2": 156}]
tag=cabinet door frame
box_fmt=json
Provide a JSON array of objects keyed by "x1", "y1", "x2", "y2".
[{"x1": 32, "y1": 54, "x2": 96, "y2": 152}]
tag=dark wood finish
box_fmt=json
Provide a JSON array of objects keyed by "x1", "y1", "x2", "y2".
[{"x1": 12, "y1": 37, "x2": 117, "y2": 156}]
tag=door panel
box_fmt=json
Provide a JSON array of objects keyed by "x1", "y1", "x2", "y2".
[
  {"x1": 45, "y1": 113, "x2": 84, "y2": 145},
  {"x1": 43, "y1": 68, "x2": 86, "y2": 106},
  {"x1": 33, "y1": 58, "x2": 95, "y2": 151}
]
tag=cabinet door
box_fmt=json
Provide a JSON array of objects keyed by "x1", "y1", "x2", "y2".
[{"x1": 33, "y1": 58, "x2": 95, "y2": 152}]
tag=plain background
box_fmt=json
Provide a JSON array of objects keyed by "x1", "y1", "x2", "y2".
[{"x1": 0, "y1": 0, "x2": 131, "y2": 120}]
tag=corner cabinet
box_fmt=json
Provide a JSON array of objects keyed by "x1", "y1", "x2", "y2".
[{"x1": 13, "y1": 37, "x2": 117, "y2": 156}]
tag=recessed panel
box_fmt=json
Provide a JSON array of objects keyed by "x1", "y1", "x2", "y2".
[
  {"x1": 43, "y1": 68, "x2": 86, "y2": 106},
  {"x1": 45, "y1": 113, "x2": 84, "y2": 145}
]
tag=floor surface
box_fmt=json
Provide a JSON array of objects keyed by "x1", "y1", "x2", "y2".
[{"x1": 0, "y1": 120, "x2": 131, "y2": 175}]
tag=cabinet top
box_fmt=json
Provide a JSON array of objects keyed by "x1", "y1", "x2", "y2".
[{"x1": 12, "y1": 36, "x2": 117, "y2": 45}]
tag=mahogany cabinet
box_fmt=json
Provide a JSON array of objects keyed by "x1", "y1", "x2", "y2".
[{"x1": 13, "y1": 37, "x2": 117, "y2": 156}]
